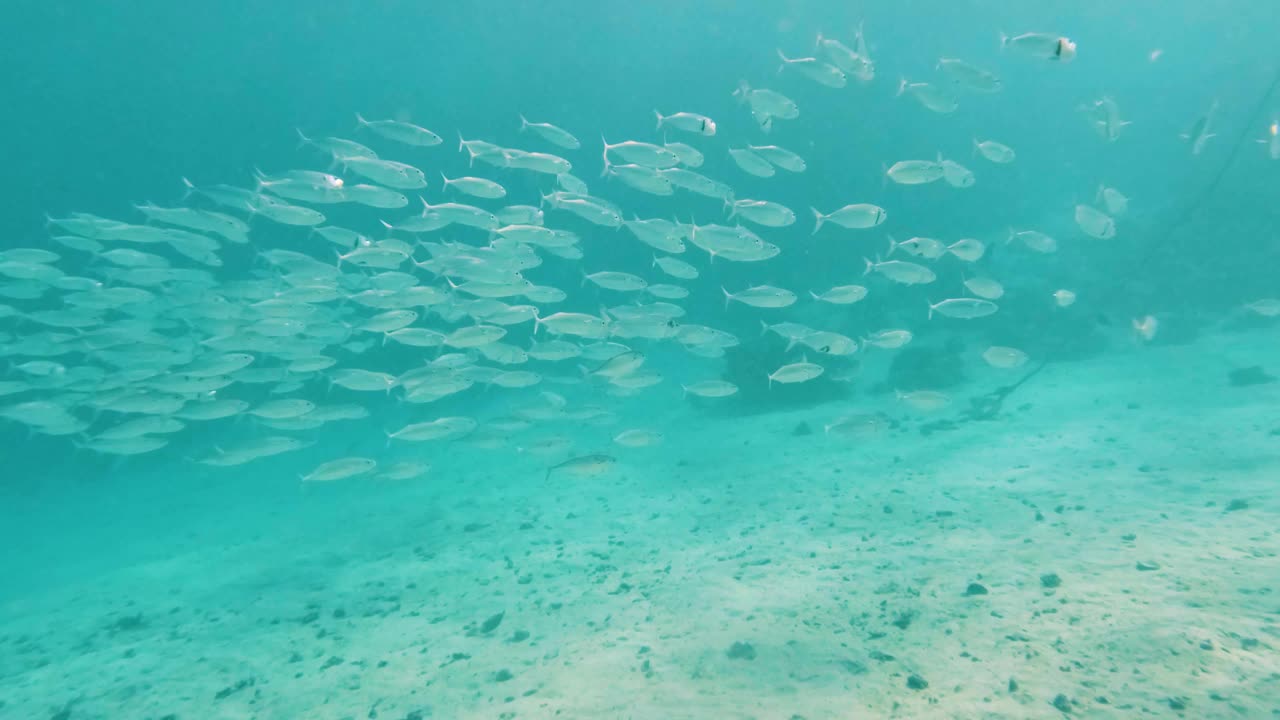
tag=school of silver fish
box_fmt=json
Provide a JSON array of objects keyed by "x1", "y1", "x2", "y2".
[{"x1": 1, "y1": 26, "x2": 1275, "y2": 482}]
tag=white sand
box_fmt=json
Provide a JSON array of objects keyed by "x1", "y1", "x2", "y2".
[{"x1": 1, "y1": 330, "x2": 1278, "y2": 719}]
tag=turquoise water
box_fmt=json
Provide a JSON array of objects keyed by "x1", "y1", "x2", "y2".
[{"x1": 3, "y1": 2, "x2": 1280, "y2": 718}]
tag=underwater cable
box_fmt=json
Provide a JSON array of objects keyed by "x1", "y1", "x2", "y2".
[{"x1": 967, "y1": 63, "x2": 1280, "y2": 420}]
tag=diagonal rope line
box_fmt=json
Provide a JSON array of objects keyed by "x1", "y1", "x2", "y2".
[{"x1": 965, "y1": 64, "x2": 1280, "y2": 420}]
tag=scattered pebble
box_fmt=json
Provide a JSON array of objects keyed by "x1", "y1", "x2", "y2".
[{"x1": 726, "y1": 641, "x2": 756, "y2": 660}]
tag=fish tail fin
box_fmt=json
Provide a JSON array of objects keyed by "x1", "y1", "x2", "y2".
[
  {"x1": 810, "y1": 207, "x2": 824, "y2": 234},
  {"x1": 998, "y1": 31, "x2": 1009, "y2": 49},
  {"x1": 294, "y1": 128, "x2": 314, "y2": 150},
  {"x1": 759, "y1": 319, "x2": 770, "y2": 336},
  {"x1": 518, "y1": 113, "x2": 529, "y2": 131},
  {"x1": 179, "y1": 177, "x2": 197, "y2": 202},
  {"x1": 355, "y1": 112, "x2": 369, "y2": 129},
  {"x1": 721, "y1": 286, "x2": 733, "y2": 309},
  {"x1": 814, "y1": 32, "x2": 824, "y2": 51},
  {"x1": 927, "y1": 300, "x2": 936, "y2": 320},
  {"x1": 653, "y1": 109, "x2": 664, "y2": 130},
  {"x1": 733, "y1": 79, "x2": 750, "y2": 103},
  {"x1": 862, "y1": 257, "x2": 874, "y2": 276},
  {"x1": 809, "y1": 290, "x2": 821, "y2": 301},
  {"x1": 775, "y1": 48, "x2": 789, "y2": 73},
  {"x1": 439, "y1": 171, "x2": 451, "y2": 189},
  {"x1": 895, "y1": 77, "x2": 907, "y2": 97},
  {"x1": 971, "y1": 137, "x2": 979, "y2": 157},
  {"x1": 886, "y1": 234, "x2": 898, "y2": 256}
]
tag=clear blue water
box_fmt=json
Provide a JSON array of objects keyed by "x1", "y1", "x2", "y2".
[{"x1": 2, "y1": 2, "x2": 1279, "y2": 717}]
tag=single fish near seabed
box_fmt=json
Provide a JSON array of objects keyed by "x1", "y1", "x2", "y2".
[
  {"x1": 1242, "y1": 298, "x2": 1280, "y2": 317},
  {"x1": 815, "y1": 30, "x2": 873, "y2": 81},
  {"x1": 887, "y1": 235, "x2": 947, "y2": 259},
  {"x1": 776, "y1": 49, "x2": 847, "y2": 88},
  {"x1": 301, "y1": 457, "x2": 377, "y2": 482},
  {"x1": 1073, "y1": 96, "x2": 1131, "y2": 143},
  {"x1": 1000, "y1": 32, "x2": 1077, "y2": 62},
  {"x1": 355, "y1": 113, "x2": 443, "y2": 146},
  {"x1": 768, "y1": 359, "x2": 824, "y2": 387},
  {"x1": 983, "y1": 346, "x2": 1029, "y2": 369},
  {"x1": 895, "y1": 78, "x2": 958, "y2": 114},
  {"x1": 682, "y1": 380, "x2": 739, "y2": 398},
  {"x1": 519, "y1": 115, "x2": 581, "y2": 149},
  {"x1": 973, "y1": 139, "x2": 1015, "y2": 164},
  {"x1": 655, "y1": 110, "x2": 717, "y2": 136},
  {"x1": 896, "y1": 389, "x2": 951, "y2": 412},
  {"x1": 947, "y1": 238, "x2": 986, "y2": 262},
  {"x1": 1096, "y1": 185, "x2": 1129, "y2": 216},
  {"x1": 1007, "y1": 229, "x2": 1058, "y2": 253},
  {"x1": 937, "y1": 154, "x2": 975, "y2": 188},
  {"x1": 729, "y1": 147, "x2": 776, "y2": 177},
  {"x1": 545, "y1": 453, "x2": 617, "y2": 481},
  {"x1": 732, "y1": 81, "x2": 800, "y2": 119},
  {"x1": 601, "y1": 137, "x2": 680, "y2": 169},
  {"x1": 663, "y1": 141, "x2": 704, "y2": 168},
  {"x1": 722, "y1": 285, "x2": 797, "y2": 309},
  {"x1": 928, "y1": 297, "x2": 999, "y2": 319},
  {"x1": 810, "y1": 285, "x2": 868, "y2": 304},
  {"x1": 1074, "y1": 204, "x2": 1117, "y2": 239},
  {"x1": 440, "y1": 173, "x2": 506, "y2": 199},
  {"x1": 1181, "y1": 100, "x2": 1218, "y2": 155},
  {"x1": 613, "y1": 429, "x2": 663, "y2": 448},
  {"x1": 729, "y1": 199, "x2": 795, "y2": 227},
  {"x1": 864, "y1": 256, "x2": 936, "y2": 285},
  {"x1": 963, "y1": 277, "x2": 1004, "y2": 300},
  {"x1": 811, "y1": 204, "x2": 886, "y2": 233},
  {"x1": 748, "y1": 145, "x2": 806, "y2": 172},
  {"x1": 885, "y1": 160, "x2": 945, "y2": 185},
  {"x1": 937, "y1": 58, "x2": 1002, "y2": 93},
  {"x1": 338, "y1": 156, "x2": 427, "y2": 189}
]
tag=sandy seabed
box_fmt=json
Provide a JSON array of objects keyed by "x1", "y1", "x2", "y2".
[{"x1": 1, "y1": 331, "x2": 1277, "y2": 720}]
